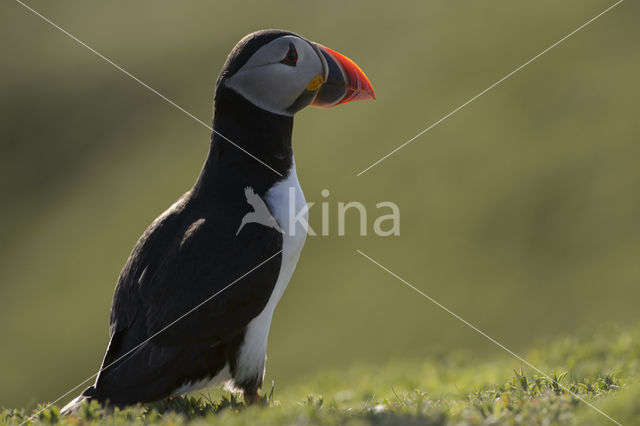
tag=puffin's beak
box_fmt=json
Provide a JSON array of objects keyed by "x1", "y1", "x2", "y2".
[{"x1": 312, "y1": 44, "x2": 375, "y2": 108}]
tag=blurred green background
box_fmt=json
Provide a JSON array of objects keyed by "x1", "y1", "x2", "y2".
[{"x1": 1, "y1": 0, "x2": 638, "y2": 409}]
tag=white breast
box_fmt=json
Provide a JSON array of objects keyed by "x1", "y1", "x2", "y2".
[{"x1": 233, "y1": 161, "x2": 307, "y2": 385}]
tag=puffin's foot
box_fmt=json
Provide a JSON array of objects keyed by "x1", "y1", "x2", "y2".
[{"x1": 243, "y1": 390, "x2": 261, "y2": 405}]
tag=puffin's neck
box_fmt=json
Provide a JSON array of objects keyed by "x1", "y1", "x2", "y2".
[{"x1": 193, "y1": 87, "x2": 294, "y2": 197}]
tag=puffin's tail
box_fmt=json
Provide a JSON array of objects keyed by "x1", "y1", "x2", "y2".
[{"x1": 60, "y1": 386, "x2": 95, "y2": 415}]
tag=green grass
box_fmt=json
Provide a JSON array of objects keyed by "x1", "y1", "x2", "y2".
[{"x1": 4, "y1": 323, "x2": 639, "y2": 425}]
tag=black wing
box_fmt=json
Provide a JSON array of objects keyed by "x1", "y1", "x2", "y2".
[{"x1": 90, "y1": 192, "x2": 282, "y2": 404}]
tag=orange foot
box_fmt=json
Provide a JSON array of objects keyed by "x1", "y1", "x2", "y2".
[{"x1": 243, "y1": 390, "x2": 261, "y2": 405}]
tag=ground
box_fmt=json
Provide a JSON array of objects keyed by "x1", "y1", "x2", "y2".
[{"x1": 3, "y1": 323, "x2": 639, "y2": 425}]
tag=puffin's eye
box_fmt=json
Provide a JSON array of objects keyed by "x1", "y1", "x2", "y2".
[{"x1": 280, "y1": 43, "x2": 298, "y2": 66}]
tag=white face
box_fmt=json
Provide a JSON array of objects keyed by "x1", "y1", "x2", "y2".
[{"x1": 225, "y1": 35, "x2": 327, "y2": 116}]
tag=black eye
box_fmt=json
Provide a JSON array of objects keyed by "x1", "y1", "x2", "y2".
[{"x1": 280, "y1": 43, "x2": 298, "y2": 66}]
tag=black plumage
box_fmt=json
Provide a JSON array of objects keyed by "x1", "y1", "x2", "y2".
[{"x1": 74, "y1": 30, "x2": 297, "y2": 407}]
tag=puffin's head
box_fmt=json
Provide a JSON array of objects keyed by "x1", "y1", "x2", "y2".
[{"x1": 216, "y1": 29, "x2": 375, "y2": 116}]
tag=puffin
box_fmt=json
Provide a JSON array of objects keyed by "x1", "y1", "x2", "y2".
[{"x1": 61, "y1": 29, "x2": 374, "y2": 413}]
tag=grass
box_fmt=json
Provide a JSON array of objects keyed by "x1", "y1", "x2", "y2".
[{"x1": 3, "y1": 323, "x2": 639, "y2": 425}]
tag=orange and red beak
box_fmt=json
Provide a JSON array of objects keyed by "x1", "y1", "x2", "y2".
[{"x1": 312, "y1": 44, "x2": 375, "y2": 108}]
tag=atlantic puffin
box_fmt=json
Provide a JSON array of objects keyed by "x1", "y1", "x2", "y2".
[{"x1": 61, "y1": 29, "x2": 374, "y2": 412}]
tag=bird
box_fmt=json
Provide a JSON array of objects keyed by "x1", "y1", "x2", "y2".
[
  {"x1": 61, "y1": 29, "x2": 374, "y2": 413},
  {"x1": 236, "y1": 187, "x2": 284, "y2": 236}
]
